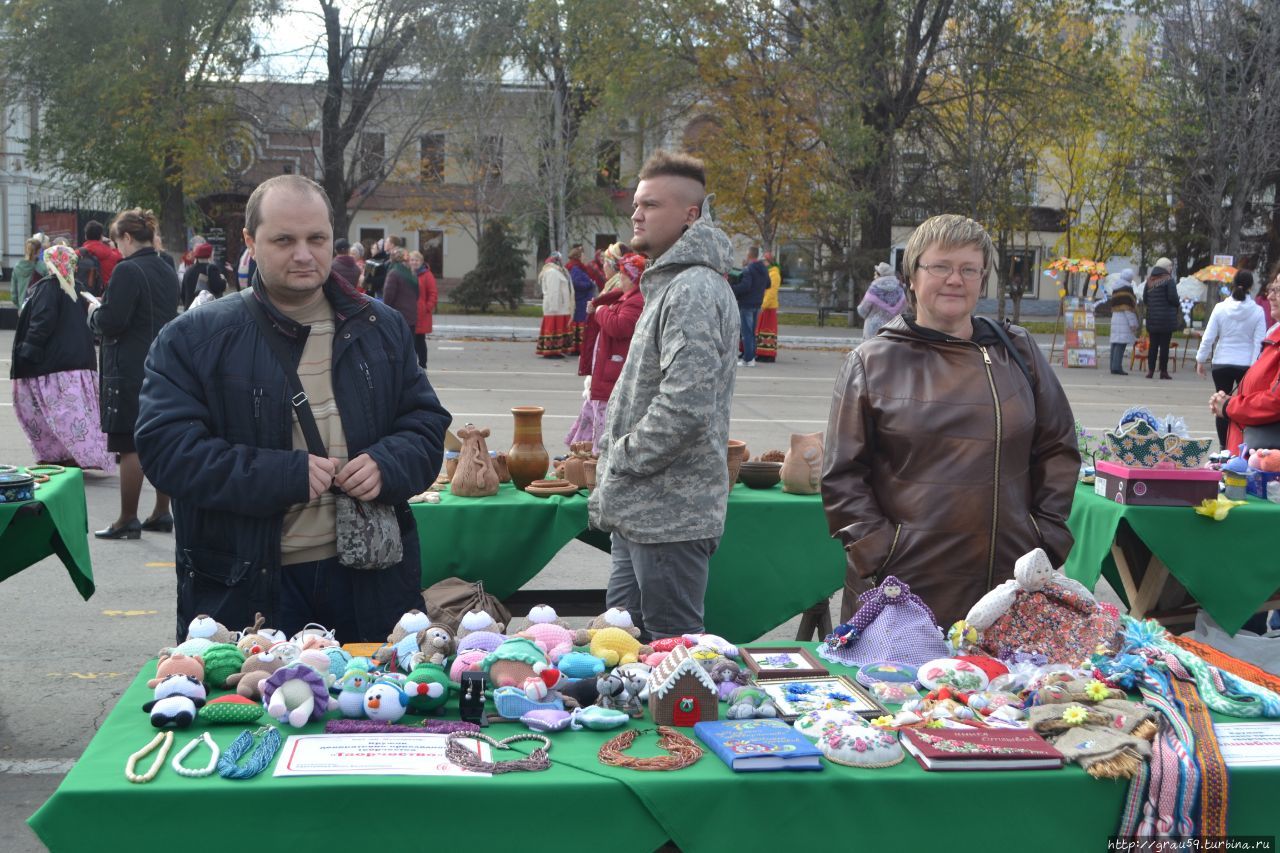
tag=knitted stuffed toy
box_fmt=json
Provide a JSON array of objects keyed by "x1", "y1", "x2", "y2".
[
  {"x1": 143, "y1": 675, "x2": 207, "y2": 728},
  {"x1": 405, "y1": 662, "x2": 452, "y2": 715},
  {"x1": 363, "y1": 682, "x2": 412, "y2": 723},
  {"x1": 966, "y1": 548, "x2": 1119, "y2": 665},
  {"x1": 481, "y1": 637, "x2": 549, "y2": 688},
  {"x1": 572, "y1": 608, "x2": 641, "y2": 647},
  {"x1": 263, "y1": 663, "x2": 332, "y2": 727},
  {"x1": 200, "y1": 644, "x2": 246, "y2": 690},
  {"x1": 515, "y1": 605, "x2": 578, "y2": 664},
  {"x1": 147, "y1": 653, "x2": 206, "y2": 689},
  {"x1": 449, "y1": 649, "x2": 488, "y2": 682},
  {"x1": 455, "y1": 611, "x2": 508, "y2": 655},
  {"x1": 335, "y1": 666, "x2": 376, "y2": 718},
  {"x1": 819, "y1": 576, "x2": 950, "y2": 667},
  {"x1": 186, "y1": 614, "x2": 237, "y2": 644},
  {"x1": 226, "y1": 651, "x2": 287, "y2": 700},
  {"x1": 235, "y1": 613, "x2": 287, "y2": 656},
  {"x1": 199, "y1": 694, "x2": 264, "y2": 726}
]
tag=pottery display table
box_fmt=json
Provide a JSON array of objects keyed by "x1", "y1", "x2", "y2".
[
  {"x1": 1063, "y1": 483, "x2": 1280, "y2": 632},
  {"x1": 28, "y1": 646, "x2": 1280, "y2": 853},
  {"x1": 411, "y1": 482, "x2": 844, "y2": 641},
  {"x1": 0, "y1": 467, "x2": 94, "y2": 598}
]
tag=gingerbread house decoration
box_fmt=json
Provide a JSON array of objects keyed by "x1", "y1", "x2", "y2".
[{"x1": 647, "y1": 644, "x2": 719, "y2": 727}]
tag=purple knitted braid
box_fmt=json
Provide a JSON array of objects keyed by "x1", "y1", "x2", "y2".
[{"x1": 325, "y1": 719, "x2": 480, "y2": 735}]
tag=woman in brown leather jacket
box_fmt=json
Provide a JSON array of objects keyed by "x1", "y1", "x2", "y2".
[{"x1": 821, "y1": 215, "x2": 1080, "y2": 628}]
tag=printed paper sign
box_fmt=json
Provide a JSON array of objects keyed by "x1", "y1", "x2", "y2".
[{"x1": 273, "y1": 733, "x2": 491, "y2": 777}]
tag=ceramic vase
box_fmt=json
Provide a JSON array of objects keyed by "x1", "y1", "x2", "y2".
[
  {"x1": 781, "y1": 432, "x2": 823, "y2": 494},
  {"x1": 451, "y1": 426, "x2": 501, "y2": 497},
  {"x1": 508, "y1": 406, "x2": 551, "y2": 491},
  {"x1": 727, "y1": 439, "x2": 748, "y2": 488}
]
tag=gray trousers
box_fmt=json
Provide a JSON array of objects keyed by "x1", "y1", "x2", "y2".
[{"x1": 606, "y1": 532, "x2": 719, "y2": 641}]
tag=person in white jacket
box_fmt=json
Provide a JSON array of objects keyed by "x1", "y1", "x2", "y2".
[{"x1": 1197, "y1": 270, "x2": 1266, "y2": 449}]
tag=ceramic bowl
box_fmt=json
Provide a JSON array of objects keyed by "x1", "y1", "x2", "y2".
[{"x1": 738, "y1": 461, "x2": 782, "y2": 489}]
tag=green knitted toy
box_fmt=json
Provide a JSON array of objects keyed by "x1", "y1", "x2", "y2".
[
  {"x1": 201, "y1": 644, "x2": 247, "y2": 689},
  {"x1": 199, "y1": 694, "x2": 264, "y2": 725},
  {"x1": 405, "y1": 662, "x2": 453, "y2": 715}
]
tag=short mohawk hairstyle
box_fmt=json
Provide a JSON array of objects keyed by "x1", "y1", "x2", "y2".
[{"x1": 637, "y1": 149, "x2": 706, "y2": 187}]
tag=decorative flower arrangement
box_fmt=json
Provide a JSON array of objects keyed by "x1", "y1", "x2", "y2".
[{"x1": 870, "y1": 715, "x2": 895, "y2": 729}]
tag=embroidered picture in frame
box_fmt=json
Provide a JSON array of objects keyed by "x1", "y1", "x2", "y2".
[
  {"x1": 757, "y1": 676, "x2": 887, "y2": 721},
  {"x1": 740, "y1": 646, "x2": 830, "y2": 681}
]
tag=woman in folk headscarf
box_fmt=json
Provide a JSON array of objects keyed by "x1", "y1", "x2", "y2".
[
  {"x1": 565, "y1": 253, "x2": 647, "y2": 452},
  {"x1": 756, "y1": 251, "x2": 782, "y2": 362},
  {"x1": 10, "y1": 244, "x2": 115, "y2": 470},
  {"x1": 537, "y1": 252, "x2": 574, "y2": 357},
  {"x1": 599, "y1": 242, "x2": 631, "y2": 293}
]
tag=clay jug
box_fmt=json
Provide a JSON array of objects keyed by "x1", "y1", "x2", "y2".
[
  {"x1": 727, "y1": 439, "x2": 748, "y2": 488},
  {"x1": 493, "y1": 452, "x2": 511, "y2": 484},
  {"x1": 781, "y1": 432, "x2": 823, "y2": 494},
  {"x1": 507, "y1": 406, "x2": 551, "y2": 490},
  {"x1": 451, "y1": 426, "x2": 500, "y2": 497},
  {"x1": 562, "y1": 441, "x2": 594, "y2": 489},
  {"x1": 583, "y1": 459, "x2": 597, "y2": 491}
]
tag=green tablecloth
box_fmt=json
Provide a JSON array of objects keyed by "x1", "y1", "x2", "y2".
[
  {"x1": 29, "y1": 647, "x2": 1280, "y2": 852},
  {"x1": 412, "y1": 482, "x2": 845, "y2": 641},
  {"x1": 0, "y1": 467, "x2": 93, "y2": 599},
  {"x1": 1064, "y1": 483, "x2": 1280, "y2": 634}
]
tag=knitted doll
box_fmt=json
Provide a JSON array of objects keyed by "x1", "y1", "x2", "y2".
[
  {"x1": 515, "y1": 605, "x2": 578, "y2": 664},
  {"x1": 143, "y1": 675, "x2": 207, "y2": 728},
  {"x1": 226, "y1": 651, "x2": 287, "y2": 700}
]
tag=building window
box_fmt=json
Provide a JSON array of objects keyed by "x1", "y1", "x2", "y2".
[
  {"x1": 596, "y1": 140, "x2": 621, "y2": 189},
  {"x1": 357, "y1": 132, "x2": 386, "y2": 180},
  {"x1": 359, "y1": 227, "x2": 384, "y2": 258},
  {"x1": 418, "y1": 229, "x2": 444, "y2": 276},
  {"x1": 420, "y1": 134, "x2": 445, "y2": 183}
]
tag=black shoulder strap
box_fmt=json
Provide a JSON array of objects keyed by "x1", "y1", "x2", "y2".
[
  {"x1": 240, "y1": 289, "x2": 327, "y2": 458},
  {"x1": 976, "y1": 316, "x2": 1033, "y2": 390}
]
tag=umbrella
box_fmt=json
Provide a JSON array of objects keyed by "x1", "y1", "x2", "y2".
[{"x1": 1192, "y1": 264, "x2": 1237, "y2": 283}]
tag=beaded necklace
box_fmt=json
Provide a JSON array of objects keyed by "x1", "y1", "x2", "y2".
[
  {"x1": 598, "y1": 726, "x2": 703, "y2": 771},
  {"x1": 445, "y1": 732, "x2": 551, "y2": 774},
  {"x1": 125, "y1": 731, "x2": 174, "y2": 783},
  {"x1": 172, "y1": 732, "x2": 220, "y2": 778},
  {"x1": 216, "y1": 726, "x2": 281, "y2": 780}
]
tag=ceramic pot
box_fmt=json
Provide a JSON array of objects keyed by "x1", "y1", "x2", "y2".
[
  {"x1": 727, "y1": 439, "x2": 748, "y2": 487},
  {"x1": 494, "y1": 453, "x2": 511, "y2": 484},
  {"x1": 584, "y1": 460, "x2": 597, "y2": 491},
  {"x1": 562, "y1": 455, "x2": 589, "y2": 489},
  {"x1": 508, "y1": 406, "x2": 551, "y2": 490},
  {"x1": 444, "y1": 451, "x2": 459, "y2": 481},
  {"x1": 781, "y1": 432, "x2": 823, "y2": 494}
]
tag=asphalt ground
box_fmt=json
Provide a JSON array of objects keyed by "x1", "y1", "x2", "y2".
[{"x1": 0, "y1": 320, "x2": 1218, "y2": 851}]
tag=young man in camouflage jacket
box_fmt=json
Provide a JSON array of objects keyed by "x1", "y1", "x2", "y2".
[{"x1": 588, "y1": 150, "x2": 739, "y2": 640}]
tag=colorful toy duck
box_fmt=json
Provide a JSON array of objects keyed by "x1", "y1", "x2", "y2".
[{"x1": 335, "y1": 667, "x2": 376, "y2": 718}]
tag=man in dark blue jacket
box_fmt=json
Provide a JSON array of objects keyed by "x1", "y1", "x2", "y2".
[
  {"x1": 136, "y1": 175, "x2": 451, "y2": 643},
  {"x1": 730, "y1": 246, "x2": 769, "y2": 366}
]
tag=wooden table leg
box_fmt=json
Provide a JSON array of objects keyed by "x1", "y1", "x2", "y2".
[
  {"x1": 1110, "y1": 541, "x2": 1171, "y2": 620},
  {"x1": 795, "y1": 597, "x2": 834, "y2": 642}
]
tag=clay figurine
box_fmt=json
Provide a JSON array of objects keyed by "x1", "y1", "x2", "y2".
[
  {"x1": 781, "y1": 431, "x2": 824, "y2": 494},
  {"x1": 452, "y1": 425, "x2": 501, "y2": 497}
]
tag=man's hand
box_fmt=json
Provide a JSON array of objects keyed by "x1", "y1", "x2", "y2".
[
  {"x1": 308, "y1": 455, "x2": 338, "y2": 501},
  {"x1": 1196, "y1": 362, "x2": 1207, "y2": 378},
  {"x1": 1209, "y1": 390, "x2": 1229, "y2": 419},
  {"x1": 336, "y1": 453, "x2": 382, "y2": 501}
]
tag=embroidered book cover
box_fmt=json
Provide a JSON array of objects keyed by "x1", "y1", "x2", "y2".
[
  {"x1": 902, "y1": 727, "x2": 1063, "y2": 771},
  {"x1": 694, "y1": 719, "x2": 823, "y2": 772}
]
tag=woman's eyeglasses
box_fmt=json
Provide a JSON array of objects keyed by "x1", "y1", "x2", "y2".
[{"x1": 917, "y1": 262, "x2": 986, "y2": 283}]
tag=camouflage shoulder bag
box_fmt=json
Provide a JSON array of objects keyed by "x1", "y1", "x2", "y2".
[{"x1": 243, "y1": 290, "x2": 402, "y2": 570}]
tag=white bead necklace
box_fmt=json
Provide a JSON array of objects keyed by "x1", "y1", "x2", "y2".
[
  {"x1": 125, "y1": 731, "x2": 174, "y2": 783},
  {"x1": 171, "y1": 732, "x2": 220, "y2": 778}
]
